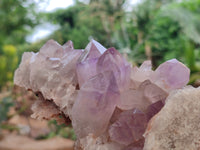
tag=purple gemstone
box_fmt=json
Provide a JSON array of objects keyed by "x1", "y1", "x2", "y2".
[
  {"x1": 153, "y1": 59, "x2": 190, "y2": 90},
  {"x1": 72, "y1": 71, "x2": 120, "y2": 138},
  {"x1": 109, "y1": 109, "x2": 147, "y2": 146}
]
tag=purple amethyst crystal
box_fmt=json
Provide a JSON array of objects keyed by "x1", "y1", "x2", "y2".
[
  {"x1": 145, "y1": 100, "x2": 164, "y2": 121},
  {"x1": 109, "y1": 109, "x2": 147, "y2": 146},
  {"x1": 71, "y1": 71, "x2": 120, "y2": 138},
  {"x1": 153, "y1": 59, "x2": 190, "y2": 91},
  {"x1": 76, "y1": 58, "x2": 98, "y2": 87},
  {"x1": 97, "y1": 47, "x2": 131, "y2": 91}
]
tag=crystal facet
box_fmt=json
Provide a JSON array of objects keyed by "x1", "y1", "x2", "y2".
[{"x1": 153, "y1": 59, "x2": 190, "y2": 91}]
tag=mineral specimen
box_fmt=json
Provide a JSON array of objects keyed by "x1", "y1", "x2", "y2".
[{"x1": 14, "y1": 39, "x2": 190, "y2": 150}]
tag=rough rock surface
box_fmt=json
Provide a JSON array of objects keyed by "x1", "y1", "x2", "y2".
[{"x1": 144, "y1": 86, "x2": 200, "y2": 150}]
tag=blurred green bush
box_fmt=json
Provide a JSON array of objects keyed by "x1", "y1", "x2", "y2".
[
  {"x1": 36, "y1": 120, "x2": 76, "y2": 141},
  {"x1": 0, "y1": 97, "x2": 13, "y2": 124},
  {"x1": 0, "y1": 45, "x2": 18, "y2": 88}
]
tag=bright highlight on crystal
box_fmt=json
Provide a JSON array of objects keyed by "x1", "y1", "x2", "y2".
[{"x1": 14, "y1": 39, "x2": 190, "y2": 150}]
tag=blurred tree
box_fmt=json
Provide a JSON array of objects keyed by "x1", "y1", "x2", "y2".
[
  {"x1": 0, "y1": 0, "x2": 40, "y2": 89},
  {"x1": 46, "y1": 0, "x2": 131, "y2": 49},
  {"x1": 47, "y1": 2, "x2": 107, "y2": 48},
  {"x1": 0, "y1": 0, "x2": 39, "y2": 46},
  {"x1": 41, "y1": 0, "x2": 200, "y2": 80},
  {"x1": 88, "y1": 0, "x2": 127, "y2": 47},
  {"x1": 128, "y1": 0, "x2": 200, "y2": 69}
]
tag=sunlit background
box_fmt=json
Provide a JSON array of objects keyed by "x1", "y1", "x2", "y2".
[{"x1": 0, "y1": 0, "x2": 200, "y2": 149}]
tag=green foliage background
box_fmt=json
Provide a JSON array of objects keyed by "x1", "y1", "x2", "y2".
[
  {"x1": 0, "y1": 0, "x2": 39, "y2": 89},
  {"x1": 1, "y1": 0, "x2": 200, "y2": 89}
]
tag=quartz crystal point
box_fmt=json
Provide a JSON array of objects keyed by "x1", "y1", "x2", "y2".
[
  {"x1": 144, "y1": 87, "x2": 200, "y2": 150},
  {"x1": 14, "y1": 39, "x2": 191, "y2": 150},
  {"x1": 76, "y1": 40, "x2": 106, "y2": 87},
  {"x1": 131, "y1": 59, "x2": 190, "y2": 91},
  {"x1": 83, "y1": 39, "x2": 106, "y2": 60},
  {"x1": 153, "y1": 59, "x2": 190, "y2": 91},
  {"x1": 72, "y1": 71, "x2": 120, "y2": 138},
  {"x1": 97, "y1": 47, "x2": 131, "y2": 91},
  {"x1": 76, "y1": 58, "x2": 98, "y2": 87},
  {"x1": 77, "y1": 46, "x2": 131, "y2": 89}
]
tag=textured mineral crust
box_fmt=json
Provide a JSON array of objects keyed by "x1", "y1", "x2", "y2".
[
  {"x1": 144, "y1": 87, "x2": 200, "y2": 150},
  {"x1": 14, "y1": 39, "x2": 191, "y2": 150}
]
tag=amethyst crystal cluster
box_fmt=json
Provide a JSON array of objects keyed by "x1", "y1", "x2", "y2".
[{"x1": 14, "y1": 40, "x2": 190, "y2": 150}]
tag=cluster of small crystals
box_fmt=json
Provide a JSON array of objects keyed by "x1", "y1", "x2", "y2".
[{"x1": 14, "y1": 39, "x2": 190, "y2": 150}]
